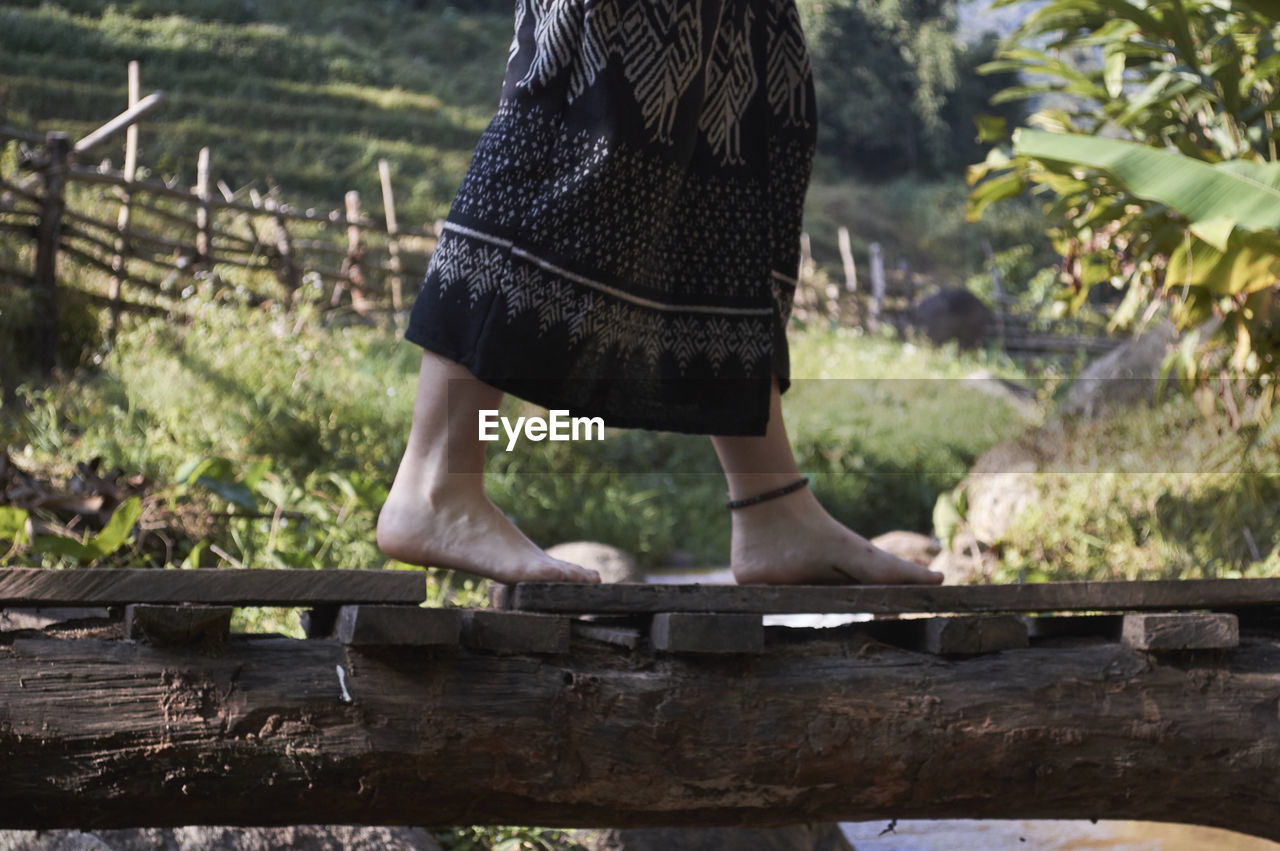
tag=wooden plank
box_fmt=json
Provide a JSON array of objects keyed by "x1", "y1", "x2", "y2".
[
  {"x1": 335, "y1": 605, "x2": 461, "y2": 647},
  {"x1": 1122, "y1": 613, "x2": 1239, "y2": 651},
  {"x1": 462, "y1": 610, "x2": 570, "y2": 655},
  {"x1": 651, "y1": 613, "x2": 764, "y2": 654},
  {"x1": 125, "y1": 604, "x2": 231, "y2": 647},
  {"x1": 504, "y1": 578, "x2": 1280, "y2": 616},
  {"x1": 0, "y1": 568, "x2": 425, "y2": 606},
  {"x1": 923, "y1": 615, "x2": 1028, "y2": 655},
  {"x1": 0, "y1": 607, "x2": 114, "y2": 631}
]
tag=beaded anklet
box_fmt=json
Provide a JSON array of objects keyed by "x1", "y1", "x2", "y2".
[{"x1": 725, "y1": 477, "x2": 810, "y2": 510}]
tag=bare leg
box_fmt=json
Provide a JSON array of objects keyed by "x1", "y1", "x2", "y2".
[
  {"x1": 377, "y1": 351, "x2": 600, "y2": 583},
  {"x1": 711, "y1": 379, "x2": 943, "y2": 585}
]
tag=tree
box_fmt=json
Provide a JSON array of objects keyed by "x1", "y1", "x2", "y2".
[
  {"x1": 798, "y1": 0, "x2": 1023, "y2": 175},
  {"x1": 968, "y1": 0, "x2": 1280, "y2": 428}
]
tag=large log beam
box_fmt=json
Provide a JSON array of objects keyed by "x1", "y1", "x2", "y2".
[{"x1": 1, "y1": 627, "x2": 1279, "y2": 838}]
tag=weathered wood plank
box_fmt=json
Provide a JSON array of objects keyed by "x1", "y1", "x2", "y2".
[
  {"x1": 0, "y1": 607, "x2": 115, "y2": 631},
  {"x1": 504, "y1": 578, "x2": 1280, "y2": 615},
  {"x1": 462, "y1": 610, "x2": 570, "y2": 654},
  {"x1": 3, "y1": 632, "x2": 1280, "y2": 837},
  {"x1": 0, "y1": 569, "x2": 425, "y2": 606},
  {"x1": 335, "y1": 605, "x2": 461, "y2": 647},
  {"x1": 923, "y1": 615, "x2": 1028, "y2": 655},
  {"x1": 651, "y1": 613, "x2": 764, "y2": 654},
  {"x1": 1122, "y1": 613, "x2": 1240, "y2": 651},
  {"x1": 125, "y1": 604, "x2": 232, "y2": 647}
]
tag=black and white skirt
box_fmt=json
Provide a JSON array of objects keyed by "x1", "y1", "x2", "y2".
[{"x1": 405, "y1": 0, "x2": 819, "y2": 435}]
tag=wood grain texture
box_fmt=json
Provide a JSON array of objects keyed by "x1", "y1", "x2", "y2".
[
  {"x1": 462, "y1": 610, "x2": 571, "y2": 654},
  {"x1": 2, "y1": 631, "x2": 1280, "y2": 838},
  {"x1": 124, "y1": 605, "x2": 232, "y2": 647},
  {"x1": 1122, "y1": 613, "x2": 1240, "y2": 650},
  {"x1": 651, "y1": 613, "x2": 764, "y2": 654},
  {"x1": 923, "y1": 615, "x2": 1028, "y2": 655},
  {"x1": 335, "y1": 606, "x2": 461, "y2": 647},
  {"x1": 0, "y1": 568, "x2": 425, "y2": 606},
  {"x1": 504, "y1": 578, "x2": 1280, "y2": 615}
]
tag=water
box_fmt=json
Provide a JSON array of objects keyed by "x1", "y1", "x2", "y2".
[{"x1": 842, "y1": 820, "x2": 1278, "y2": 849}]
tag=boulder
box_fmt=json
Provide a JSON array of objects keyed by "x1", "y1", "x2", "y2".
[
  {"x1": 1060, "y1": 321, "x2": 1178, "y2": 418},
  {"x1": 547, "y1": 541, "x2": 644, "y2": 583},
  {"x1": 962, "y1": 439, "x2": 1041, "y2": 546},
  {"x1": 571, "y1": 823, "x2": 854, "y2": 851},
  {"x1": 870, "y1": 531, "x2": 940, "y2": 567},
  {"x1": 929, "y1": 531, "x2": 997, "y2": 586},
  {"x1": 910, "y1": 288, "x2": 994, "y2": 349},
  {"x1": 962, "y1": 370, "x2": 1041, "y2": 421}
]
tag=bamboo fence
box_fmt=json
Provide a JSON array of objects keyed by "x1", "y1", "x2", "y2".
[{"x1": 0, "y1": 62, "x2": 433, "y2": 370}]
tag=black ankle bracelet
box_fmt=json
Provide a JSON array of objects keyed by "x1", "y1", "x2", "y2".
[{"x1": 725, "y1": 477, "x2": 810, "y2": 510}]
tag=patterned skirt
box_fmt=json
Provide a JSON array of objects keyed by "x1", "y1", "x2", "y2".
[{"x1": 405, "y1": 0, "x2": 818, "y2": 435}]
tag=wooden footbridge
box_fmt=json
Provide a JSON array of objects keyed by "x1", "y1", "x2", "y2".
[{"x1": 2, "y1": 567, "x2": 1279, "y2": 840}]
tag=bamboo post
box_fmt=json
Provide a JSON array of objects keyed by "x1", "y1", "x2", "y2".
[
  {"x1": 108, "y1": 60, "x2": 140, "y2": 339},
  {"x1": 195, "y1": 147, "x2": 211, "y2": 262},
  {"x1": 837, "y1": 226, "x2": 858, "y2": 293},
  {"x1": 868, "y1": 242, "x2": 885, "y2": 333},
  {"x1": 378, "y1": 159, "x2": 403, "y2": 312},
  {"x1": 263, "y1": 197, "x2": 298, "y2": 301},
  {"x1": 836, "y1": 225, "x2": 860, "y2": 327},
  {"x1": 339, "y1": 190, "x2": 369, "y2": 313},
  {"x1": 33, "y1": 132, "x2": 71, "y2": 371},
  {"x1": 983, "y1": 239, "x2": 1005, "y2": 347}
]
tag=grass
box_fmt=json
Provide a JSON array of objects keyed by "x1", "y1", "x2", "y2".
[
  {"x1": 1, "y1": 0, "x2": 512, "y2": 224},
  {"x1": 988, "y1": 399, "x2": 1280, "y2": 584},
  {"x1": 0, "y1": 302, "x2": 1033, "y2": 580}
]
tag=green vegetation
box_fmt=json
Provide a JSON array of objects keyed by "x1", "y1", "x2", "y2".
[
  {"x1": 0, "y1": 301, "x2": 1031, "y2": 580},
  {"x1": 1, "y1": 1, "x2": 511, "y2": 224},
  {"x1": 798, "y1": 0, "x2": 1024, "y2": 176},
  {"x1": 987, "y1": 398, "x2": 1280, "y2": 584},
  {"x1": 970, "y1": 0, "x2": 1280, "y2": 425}
]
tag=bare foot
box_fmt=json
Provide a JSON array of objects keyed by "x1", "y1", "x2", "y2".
[
  {"x1": 730, "y1": 489, "x2": 943, "y2": 586},
  {"x1": 377, "y1": 484, "x2": 600, "y2": 584}
]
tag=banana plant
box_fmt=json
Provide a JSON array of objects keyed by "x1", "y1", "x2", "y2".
[{"x1": 968, "y1": 0, "x2": 1280, "y2": 426}]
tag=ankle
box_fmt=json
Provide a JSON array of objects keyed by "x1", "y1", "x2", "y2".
[{"x1": 729, "y1": 486, "x2": 823, "y2": 530}]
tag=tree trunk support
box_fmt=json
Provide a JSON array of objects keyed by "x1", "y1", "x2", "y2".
[{"x1": 2, "y1": 612, "x2": 1279, "y2": 839}]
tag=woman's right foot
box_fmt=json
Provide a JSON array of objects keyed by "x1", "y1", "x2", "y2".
[
  {"x1": 377, "y1": 484, "x2": 600, "y2": 584},
  {"x1": 730, "y1": 488, "x2": 943, "y2": 586}
]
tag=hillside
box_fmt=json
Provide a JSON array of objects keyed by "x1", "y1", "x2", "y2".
[{"x1": 1, "y1": 0, "x2": 513, "y2": 227}]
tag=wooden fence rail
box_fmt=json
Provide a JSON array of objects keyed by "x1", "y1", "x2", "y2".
[
  {"x1": 0, "y1": 63, "x2": 433, "y2": 368},
  {"x1": 2, "y1": 63, "x2": 1113, "y2": 370}
]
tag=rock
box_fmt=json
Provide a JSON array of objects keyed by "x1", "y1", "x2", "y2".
[
  {"x1": 961, "y1": 439, "x2": 1040, "y2": 546},
  {"x1": 1060, "y1": 321, "x2": 1178, "y2": 418},
  {"x1": 870, "y1": 531, "x2": 940, "y2": 567},
  {"x1": 929, "y1": 531, "x2": 997, "y2": 585},
  {"x1": 910, "y1": 288, "x2": 994, "y2": 349},
  {"x1": 547, "y1": 541, "x2": 644, "y2": 583},
  {"x1": 962, "y1": 370, "x2": 1041, "y2": 421},
  {"x1": 571, "y1": 823, "x2": 855, "y2": 851},
  {"x1": 0, "y1": 827, "x2": 443, "y2": 851}
]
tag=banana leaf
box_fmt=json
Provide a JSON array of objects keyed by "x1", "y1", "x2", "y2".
[{"x1": 1013, "y1": 129, "x2": 1280, "y2": 249}]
